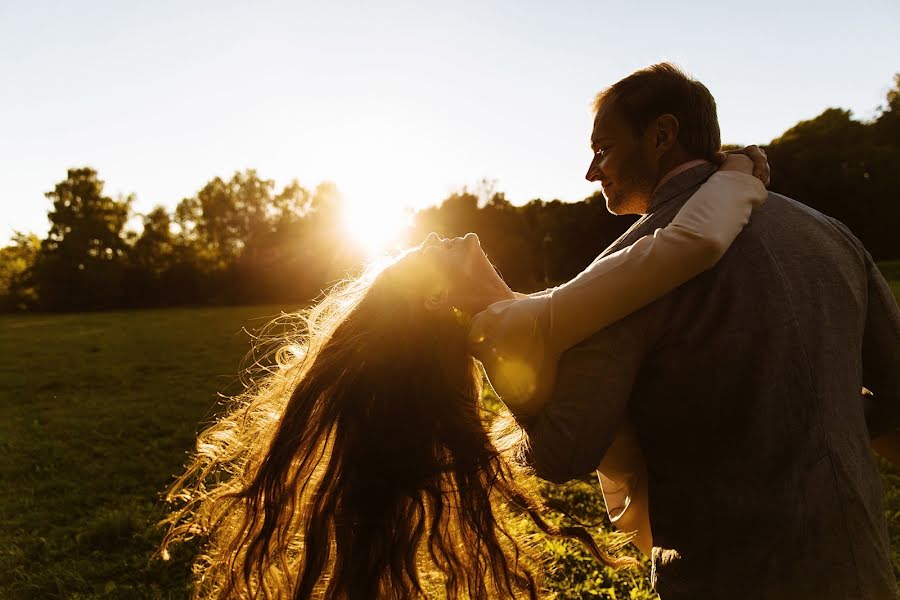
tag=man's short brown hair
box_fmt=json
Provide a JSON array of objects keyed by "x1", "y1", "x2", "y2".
[{"x1": 593, "y1": 63, "x2": 721, "y2": 160}]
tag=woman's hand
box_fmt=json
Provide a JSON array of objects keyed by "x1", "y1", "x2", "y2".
[{"x1": 714, "y1": 145, "x2": 770, "y2": 187}]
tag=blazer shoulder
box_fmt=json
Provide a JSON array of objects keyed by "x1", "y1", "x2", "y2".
[{"x1": 747, "y1": 192, "x2": 867, "y2": 259}]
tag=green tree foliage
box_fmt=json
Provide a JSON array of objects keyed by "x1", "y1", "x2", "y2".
[
  {"x1": 233, "y1": 180, "x2": 318, "y2": 306},
  {"x1": 272, "y1": 180, "x2": 312, "y2": 226},
  {"x1": 0, "y1": 232, "x2": 40, "y2": 310},
  {"x1": 874, "y1": 73, "x2": 900, "y2": 146},
  {"x1": 132, "y1": 207, "x2": 175, "y2": 275},
  {"x1": 32, "y1": 168, "x2": 132, "y2": 310},
  {"x1": 192, "y1": 170, "x2": 275, "y2": 266},
  {"x1": 122, "y1": 206, "x2": 177, "y2": 306}
]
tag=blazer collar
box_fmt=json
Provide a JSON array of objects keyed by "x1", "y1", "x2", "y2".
[{"x1": 647, "y1": 161, "x2": 718, "y2": 214}]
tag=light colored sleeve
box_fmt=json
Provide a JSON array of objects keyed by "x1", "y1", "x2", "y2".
[
  {"x1": 470, "y1": 170, "x2": 765, "y2": 410},
  {"x1": 596, "y1": 423, "x2": 653, "y2": 555},
  {"x1": 544, "y1": 170, "x2": 766, "y2": 355},
  {"x1": 513, "y1": 288, "x2": 555, "y2": 300}
]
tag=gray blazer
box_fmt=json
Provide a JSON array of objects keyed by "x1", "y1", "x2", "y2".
[{"x1": 518, "y1": 162, "x2": 900, "y2": 599}]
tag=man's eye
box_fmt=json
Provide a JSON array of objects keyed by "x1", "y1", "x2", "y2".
[{"x1": 596, "y1": 146, "x2": 611, "y2": 156}]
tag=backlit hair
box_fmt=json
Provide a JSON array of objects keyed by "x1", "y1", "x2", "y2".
[{"x1": 160, "y1": 247, "x2": 633, "y2": 599}]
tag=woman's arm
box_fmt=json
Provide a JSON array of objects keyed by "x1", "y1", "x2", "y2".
[
  {"x1": 471, "y1": 155, "x2": 766, "y2": 408},
  {"x1": 596, "y1": 424, "x2": 653, "y2": 556},
  {"x1": 545, "y1": 157, "x2": 767, "y2": 355}
]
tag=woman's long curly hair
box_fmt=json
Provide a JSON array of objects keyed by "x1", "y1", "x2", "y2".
[{"x1": 160, "y1": 247, "x2": 631, "y2": 599}]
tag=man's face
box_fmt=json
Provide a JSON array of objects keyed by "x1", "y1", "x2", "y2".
[{"x1": 586, "y1": 102, "x2": 657, "y2": 215}]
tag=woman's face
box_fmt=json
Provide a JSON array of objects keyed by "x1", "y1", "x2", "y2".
[{"x1": 417, "y1": 232, "x2": 503, "y2": 312}]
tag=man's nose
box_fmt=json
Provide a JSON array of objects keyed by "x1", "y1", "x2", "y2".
[{"x1": 586, "y1": 154, "x2": 603, "y2": 182}]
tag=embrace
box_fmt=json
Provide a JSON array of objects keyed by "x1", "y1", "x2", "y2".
[{"x1": 162, "y1": 64, "x2": 900, "y2": 599}]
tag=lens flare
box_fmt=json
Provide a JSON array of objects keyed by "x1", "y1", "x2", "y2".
[{"x1": 493, "y1": 357, "x2": 537, "y2": 400}]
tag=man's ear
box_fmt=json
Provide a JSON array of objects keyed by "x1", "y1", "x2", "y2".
[
  {"x1": 424, "y1": 287, "x2": 449, "y2": 312},
  {"x1": 654, "y1": 114, "x2": 680, "y2": 156}
]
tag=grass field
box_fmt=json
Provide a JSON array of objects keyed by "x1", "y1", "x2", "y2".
[
  {"x1": 2, "y1": 267, "x2": 900, "y2": 599},
  {"x1": 0, "y1": 306, "x2": 286, "y2": 598}
]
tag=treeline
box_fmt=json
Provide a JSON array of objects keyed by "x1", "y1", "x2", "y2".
[
  {"x1": 1, "y1": 75, "x2": 898, "y2": 312},
  {"x1": 0, "y1": 167, "x2": 631, "y2": 311}
]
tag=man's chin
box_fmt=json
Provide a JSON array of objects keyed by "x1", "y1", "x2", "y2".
[
  {"x1": 603, "y1": 190, "x2": 628, "y2": 215},
  {"x1": 603, "y1": 189, "x2": 647, "y2": 216}
]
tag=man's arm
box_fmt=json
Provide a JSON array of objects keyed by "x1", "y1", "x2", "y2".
[
  {"x1": 510, "y1": 306, "x2": 659, "y2": 483},
  {"x1": 862, "y1": 251, "x2": 900, "y2": 466}
]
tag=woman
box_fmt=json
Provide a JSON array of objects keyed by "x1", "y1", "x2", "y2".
[{"x1": 161, "y1": 153, "x2": 767, "y2": 599}]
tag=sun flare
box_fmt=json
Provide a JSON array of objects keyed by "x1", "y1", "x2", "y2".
[{"x1": 340, "y1": 200, "x2": 413, "y2": 257}]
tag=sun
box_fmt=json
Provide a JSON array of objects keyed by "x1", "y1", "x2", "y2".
[{"x1": 340, "y1": 199, "x2": 413, "y2": 257}]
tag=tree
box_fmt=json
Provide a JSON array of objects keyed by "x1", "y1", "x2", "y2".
[
  {"x1": 116, "y1": 206, "x2": 178, "y2": 307},
  {"x1": 272, "y1": 180, "x2": 312, "y2": 227},
  {"x1": 192, "y1": 170, "x2": 275, "y2": 266},
  {"x1": 234, "y1": 181, "x2": 314, "y2": 305},
  {"x1": 874, "y1": 73, "x2": 900, "y2": 147},
  {"x1": 33, "y1": 167, "x2": 132, "y2": 310},
  {"x1": 0, "y1": 232, "x2": 40, "y2": 310},
  {"x1": 132, "y1": 206, "x2": 175, "y2": 276}
]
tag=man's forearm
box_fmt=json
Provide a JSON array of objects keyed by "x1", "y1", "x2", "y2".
[{"x1": 508, "y1": 318, "x2": 647, "y2": 484}]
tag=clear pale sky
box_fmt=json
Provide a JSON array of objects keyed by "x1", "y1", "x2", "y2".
[{"x1": 2, "y1": 0, "x2": 898, "y2": 244}]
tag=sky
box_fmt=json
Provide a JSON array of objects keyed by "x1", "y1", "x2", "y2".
[{"x1": 1, "y1": 0, "x2": 899, "y2": 244}]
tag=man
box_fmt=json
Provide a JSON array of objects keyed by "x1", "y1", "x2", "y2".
[{"x1": 511, "y1": 63, "x2": 900, "y2": 598}]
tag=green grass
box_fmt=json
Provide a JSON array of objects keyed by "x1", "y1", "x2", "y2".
[
  {"x1": 2, "y1": 265, "x2": 900, "y2": 599},
  {"x1": 0, "y1": 305, "x2": 291, "y2": 599}
]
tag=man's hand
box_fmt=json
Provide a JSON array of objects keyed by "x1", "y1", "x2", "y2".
[{"x1": 714, "y1": 145, "x2": 771, "y2": 187}]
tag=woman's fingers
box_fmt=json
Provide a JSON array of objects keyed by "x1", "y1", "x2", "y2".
[
  {"x1": 723, "y1": 153, "x2": 754, "y2": 173},
  {"x1": 726, "y1": 145, "x2": 771, "y2": 187},
  {"x1": 744, "y1": 145, "x2": 770, "y2": 187},
  {"x1": 755, "y1": 148, "x2": 771, "y2": 187}
]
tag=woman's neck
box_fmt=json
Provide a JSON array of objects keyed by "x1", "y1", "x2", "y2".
[{"x1": 453, "y1": 276, "x2": 516, "y2": 316}]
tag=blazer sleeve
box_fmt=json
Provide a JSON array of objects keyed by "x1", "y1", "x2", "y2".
[{"x1": 515, "y1": 305, "x2": 660, "y2": 483}]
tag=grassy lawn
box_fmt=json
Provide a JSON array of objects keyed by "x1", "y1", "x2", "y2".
[
  {"x1": 2, "y1": 265, "x2": 899, "y2": 599},
  {"x1": 0, "y1": 305, "x2": 291, "y2": 599}
]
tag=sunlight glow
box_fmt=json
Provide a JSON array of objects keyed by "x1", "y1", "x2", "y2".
[
  {"x1": 340, "y1": 198, "x2": 413, "y2": 257},
  {"x1": 494, "y1": 357, "x2": 537, "y2": 400}
]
